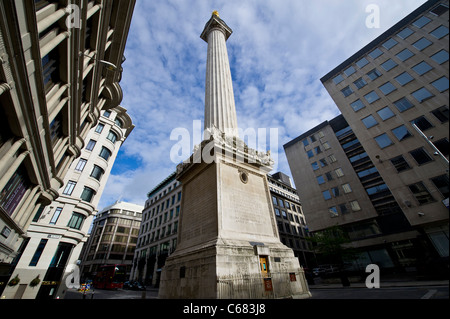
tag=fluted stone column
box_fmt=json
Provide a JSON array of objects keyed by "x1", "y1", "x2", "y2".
[{"x1": 201, "y1": 12, "x2": 238, "y2": 137}]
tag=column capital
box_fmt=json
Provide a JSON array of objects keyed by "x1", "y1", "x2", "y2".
[{"x1": 200, "y1": 13, "x2": 232, "y2": 42}]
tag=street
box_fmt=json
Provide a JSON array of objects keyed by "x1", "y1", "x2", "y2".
[
  {"x1": 64, "y1": 287, "x2": 159, "y2": 299},
  {"x1": 64, "y1": 284, "x2": 448, "y2": 300},
  {"x1": 309, "y1": 285, "x2": 449, "y2": 299}
]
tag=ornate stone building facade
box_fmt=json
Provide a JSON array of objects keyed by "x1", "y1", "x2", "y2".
[{"x1": 0, "y1": 0, "x2": 136, "y2": 297}]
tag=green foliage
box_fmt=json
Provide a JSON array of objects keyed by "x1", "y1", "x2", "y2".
[{"x1": 308, "y1": 225, "x2": 358, "y2": 265}]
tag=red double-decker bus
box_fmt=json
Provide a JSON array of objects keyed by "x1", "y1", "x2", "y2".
[{"x1": 93, "y1": 264, "x2": 127, "y2": 289}]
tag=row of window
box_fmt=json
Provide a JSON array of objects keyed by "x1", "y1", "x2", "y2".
[
  {"x1": 143, "y1": 192, "x2": 182, "y2": 222},
  {"x1": 274, "y1": 208, "x2": 306, "y2": 225},
  {"x1": 271, "y1": 195, "x2": 301, "y2": 213},
  {"x1": 328, "y1": 200, "x2": 362, "y2": 218},
  {"x1": 138, "y1": 221, "x2": 179, "y2": 247},
  {"x1": 141, "y1": 206, "x2": 180, "y2": 235},
  {"x1": 277, "y1": 220, "x2": 309, "y2": 239},
  {"x1": 332, "y1": 6, "x2": 449, "y2": 86}
]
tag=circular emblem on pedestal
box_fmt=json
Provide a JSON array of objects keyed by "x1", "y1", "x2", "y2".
[{"x1": 239, "y1": 171, "x2": 249, "y2": 184}]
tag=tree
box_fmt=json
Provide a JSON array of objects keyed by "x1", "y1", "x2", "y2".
[{"x1": 308, "y1": 225, "x2": 358, "y2": 286}]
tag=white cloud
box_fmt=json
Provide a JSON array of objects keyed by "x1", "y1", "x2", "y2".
[{"x1": 98, "y1": 0, "x2": 426, "y2": 209}]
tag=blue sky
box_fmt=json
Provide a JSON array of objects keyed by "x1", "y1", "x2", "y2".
[{"x1": 98, "y1": 0, "x2": 426, "y2": 209}]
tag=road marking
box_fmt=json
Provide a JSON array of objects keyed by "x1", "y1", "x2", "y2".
[{"x1": 421, "y1": 289, "x2": 437, "y2": 299}]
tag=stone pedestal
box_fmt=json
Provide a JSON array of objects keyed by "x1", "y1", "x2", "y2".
[{"x1": 158, "y1": 137, "x2": 311, "y2": 299}]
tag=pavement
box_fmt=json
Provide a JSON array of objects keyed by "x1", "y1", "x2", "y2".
[{"x1": 308, "y1": 276, "x2": 449, "y2": 289}]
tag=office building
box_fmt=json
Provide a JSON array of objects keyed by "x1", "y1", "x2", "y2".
[
  {"x1": 267, "y1": 173, "x2": 315, "y2": 268},
  {"x1": 0, "y1": 0, "x2": 136, "y2": 297},
  {"x1": 80, "y1": 200, "x2": 143, "y2": 282},
  {"x1": 130, "y1": 172, "x2": 181, "y2": 286},
  {"x1": 284, "y1": 0, "x2": 448, "y2": 276}
]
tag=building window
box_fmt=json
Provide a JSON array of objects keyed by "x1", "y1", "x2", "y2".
[
  {"x1": 68, "y1": 213, "x2": 85, "y2": 230},
  {"x1": 434, "y1": 138, "x2": 449, "y2": 156},
  {"x1": 329, "y1": 206, "x2": 338, "y2": 218},
  {"x1": 319, "y1": 158, "x2": 328, "y2": 167},
  {"x1": 412, "y1": 37, "x2": 432, "y2": 51},
  {"x1": 412, "y1": 16, "x2": 431, "y2": 28},
  {"x1": 430, "y1": 25, "x2": 449, "y2": 39},
  {"x1": 409, "y1": 147, "x2": 433, "y2": 165},
  {"x1": 431, "y1": 77, "x2": 449, "y2": 92},
  {"x1": 364, "y1": 91, "x2": 380, "y2": 104},
  {"x1": 333, "y1": 74, "x2": 344, "y2": 85},
  {"x1": 431, "y1": 50, "x2": 449, "y2": 64},
  {"x1": 325, "y1": 172, "x2": 333, "y2": 181},
  {"x1": 302, "y1": 139, "x2": 309, "y2": 147},
  {"x1": 411, "y1": 116, "x2": 434, "y2": 131},
  {"x1": 408, "y1": 182, "x2": 435, "y2": 205},
  {"x1": 379, "y1": 82, "x2": 396, "y2": 95},
  {"x1": 380, "y1": 59, "x2": 398, "y2": 72},
  {"x1": 350, "y1": 201, "x2": 361, "y2": 211},
  {"x1": 342, "y1": 183, "x2": 352, "y2": 193},
  {"x1": 339, "y1": 204, "x2": 349, "y2": 215},
  {"x1": 80, "y1": 186, "x2": 96, "y2": 203},
  {"x1": 396, "y1": 48, "x2": 414, "y2": 61},
  {"x1": 356, "y1": 57, "x2": 369, "y2": 68},
  {"x1": 99, "y1": 146, "x2": 112, "y2": 161},
  {"x1": 115, "y1": 118, "x2": 123, "y2": 128},
  {"x1": 431, "y1": 106, "x2": 449, "y2": 123},
  {"x1": 311, "y1": 162, "x2": 319, "y2": 171},
  {"x1": 49, "y1": 207, "x2": 63, "y2": 225},
  {"x1": 390, "y1": 155, "x2": 411, "y2": 173},
  {"x1": 394, "y1": 72, "x2": 414, "y2": 86},
  {"x1": 75, "y1": 158, "x2": 87, "y2": 171},
  {"x1": 322, "y1": 190, "x2": 332, "y2": 200},
  {"x1": 95, "y1": 123, "x2": 105, "y2": 133},
  {"x1": 90, "y1": 165, "x2": 105, "y2": 181},
  {"x1": 367, "y1": 68, "x2": 382, "y2": 81},
  {"x1": 341, "y1": 86, "x2": 353, "y2": 97},
  {"x1": 362, "y1": 115, "x2": 378, "y2": 128},
  {"x1": 0, "y1": 166, "x2": 30, "y2": 216},
  {"x1": 307, "y1": 150, "x2": 314, "y2": 158},
  {"x1": 272, "y1": 196, "x2": 277, "y2": 205},
  {"x1": 42, "y1": 52, "x2": 60, "y2": 93},
  {"x1": 63, "y1": 181, "x2": 77, "y2": 195},
  {"x1": 278, "y1": 199, "x2": 285, "y2": 208},
  {"x1": 377, "y1": 106, "x2": 395, "y2": 121},
  {"x1": 382, "y1": 38, "x2": 398, "y2": 50},
  {"x1": 350, "y1": 99, "x2": 365, "y2": 112},
  {"x1": 103, "y1": 110, "x2": 112, "y2": 118},
  {"x1": 393, "y1": 97, "x2": 414, "y2": 112},
  {"x1": 369, "y1": 48, "x2": 383, "y2": 59},
  {"x1": 412, "y1": 61, "x2": 433, "y2": 75},
  {"x1": 332, "y1": 187, "x2": 340, "y2": 197},
  {"x1": 344, "y1": 66, "x2": 356, "y2": 77},
  {"x1": 281, "y1": 210, "x2": 287, "y2": 219},
  {"x1": 391, "y1": 125, "x2": 412, "y2": 141},
  {"x1": 315, "y1": 146, "x2": 322, "y2": 155},
  {"x1": 335, "y1": 168, "x2": 344, "y2": 177},
  {"x1": 374, "y1": 133, "x2": 394, "y2": 148},
  {"x1": 86, "y1": 139, "x2": 96, "y2": 151},
  {"x1": 397, "y1": 27, "x2": 414, "y2": 39},
  {"x1": 354, "y1": 77, "x2": 367, "y2": 89},
  {"x1": 430, "y1": 3, "x2": 449, "y2": 16},
  {"x1": 412, "y1": 87, "x2": 433, "y2": 103},
  {"x1": 29, "y1": 239, "x2": 48, "y2": 267},
  {"x1": 275, "y1": 208, "x2": 281, "y2": 217},
  {"x1": 328, "y1": 154, "x2": 337, "y2": 163},
  {"x1": 107, "y1": 131, "x2": 118, "y2": 144},
  {"x1": 430, "y1": 175, "x2": 449, "y2": 198}
]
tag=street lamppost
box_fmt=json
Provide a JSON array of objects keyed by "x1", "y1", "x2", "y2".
[
  {"x1": 79, "y1": 52, "x2": 118, "y2": 71},
  {"x1": 411, "y1": 123, "x2": 449, "y2": 165}
]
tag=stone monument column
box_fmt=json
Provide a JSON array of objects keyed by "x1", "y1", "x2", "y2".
[
  {"x1": 158, "y1": 11, "x2": 311, "y2": 299},
  {"x1": 202, "y1": 11, "x2": 239, "y2": 137}
]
